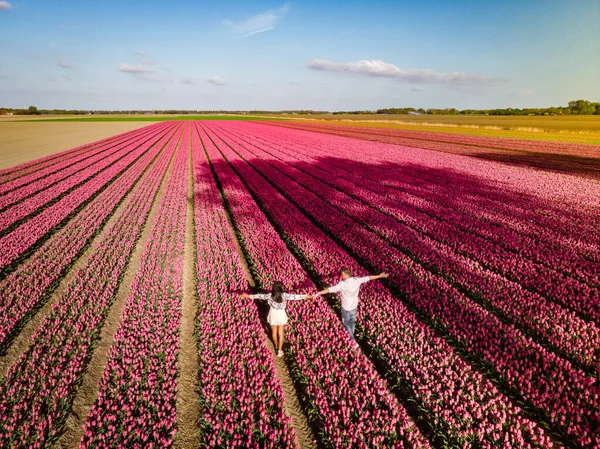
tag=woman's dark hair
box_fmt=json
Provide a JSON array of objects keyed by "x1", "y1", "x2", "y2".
[{"x1": 271, "y1": 281, "x2": 285, "y2": 303}]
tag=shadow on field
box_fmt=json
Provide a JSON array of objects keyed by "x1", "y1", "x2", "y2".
[
  {"x1": 201, "y1": 148, "x2": 600, "y2": 447},
  {"x1": 469, "y1": 150, "x2": 600, "y2": 181}
]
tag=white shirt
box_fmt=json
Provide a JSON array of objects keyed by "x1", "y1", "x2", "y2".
[
  {"x1": 329, "y1": 276, "x2": 370, "y2": 311},
  {"x1": 249, "y1": 293, "x2": 307, "y2": 311}
]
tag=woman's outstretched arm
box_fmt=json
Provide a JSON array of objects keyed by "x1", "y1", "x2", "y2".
[{"x1": 240, "y1": 293, "x2": 271, "y2": 300}]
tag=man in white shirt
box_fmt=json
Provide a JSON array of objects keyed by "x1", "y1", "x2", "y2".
[{"x1": 315, "y1": 267, "x2": 389, "y2": 347}]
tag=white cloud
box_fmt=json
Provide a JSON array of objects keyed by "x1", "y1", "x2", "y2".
[
  {"x1": 118, "y1": 63, "x2": 153, "y2": 75},
  {"x1": 118, "y1": 63, "x2": 162, "y2": 82},
  {"x1": 411, "y1": 86, "x2": 425, "y2": 92},
  {"x1": 0, "y1": 1, "x2": 12, "y2": 10},
  {"x1": 307, "y1": 59, "x2": 506, "y2": 86},
  {"x1": 180, "y1": 77, "x2": 195, "y2": 85},
  {"x1": 57, "y1": 60, "x2": 73, "y2": 69},
  {"x1": 207, "y1": 76, "x2": 227, "y2": 86},
  {"x1": 223, "y1": 3, "x2": 290, "y2": 37}
]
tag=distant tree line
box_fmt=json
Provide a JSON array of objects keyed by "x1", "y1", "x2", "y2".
[
  {"x1": 1, "y1": 100, "x2": 599, "y2": 116},
  {"x1": 378, "y1": 100, "x2": 600, "y2": 116}
]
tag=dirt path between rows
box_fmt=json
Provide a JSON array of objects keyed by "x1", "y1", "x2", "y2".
[
  {"x1": 55, "y1": 145, "x2": 176, "y2": 448},
  {"x1": 219, "y1": 185, "x2": 317, "y2": 449},
  {"x1": 173, "y1": 145, "x2": 202, "y2": 449},
  {"x1": 0, "y1": 145, "x2": 166, "y2": 378}
]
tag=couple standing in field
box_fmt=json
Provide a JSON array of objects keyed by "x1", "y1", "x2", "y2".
[{"x1": 241, "y1": 268, "x2": 388, "y2": 357}]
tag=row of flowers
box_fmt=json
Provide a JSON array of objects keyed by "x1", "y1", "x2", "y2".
[
  {"x1": 208, "y1": 122, "x2": 600, "y2": 448},
  {"x1": 0, "y1": 123, "x2": 161, "y2": 203},
  {"x1": 0, "y1": 124, "x2": 173, "y2": 234},
  {"x1": 266, "y1": 122, "x2": 600, "y2": 157},
  {"x1": 0, "y1": 122, "x2": 180, "y2": 350},
  {"x1": 232, "y1": 124, "x2": 600, "y2": 318},
  {"x1": 266, "y1": 120, "x2": 600, "y2": 170},
  {"x1": 205, "y1": 122, "x2": 555, "y2": 448},
  {"x1": 198, "y1": 123, "x2": 431, "y2": 449},
  {"x1": 243, "y1": 122, "x2": 600, "y2": 284},
  {"x1": 0, "y1": 125, "x2": 181, "y2": 447},
  {"x1": 0, "y1": 122, "x2": 167, "y2": 186},
  {"x1": 0, "y1": 123, "x2": 176, "y2": 270},
  {"x1": 224, "y1": 125, "x2": 600, "y2": 371},
  {"x1": 79, "y1": 125, "x2": 190, "y2": 447},
  {"x1": 252, "y1": 122, "x2": 600, "y2": 260},
  {"x1": 190, "y1": 124, "x2": 299, "y2": 448}
]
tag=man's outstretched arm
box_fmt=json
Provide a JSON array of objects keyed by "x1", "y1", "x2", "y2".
[
  {"x1": 315, "y1": 287, "x2": 330, "y2": 297},
  {"x1": 368, "y1": 273, "x2": 389, "y2": 281}
]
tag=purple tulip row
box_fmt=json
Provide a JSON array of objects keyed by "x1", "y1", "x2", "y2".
[
  {"x1": 79, "y1": 125, "x2": 190, "y2": 448},
  {"x1": 0, "y1": 122, "x2": 180, "y2": 349},
  {"x1": 0, "y1": 122, "x2": 165, "y2": 203},
  {"x1": 234, "y1": 122, "x2": 600, "y2": 285},
  {"x1": 203, "y1": 122, "x2": 600, "y2": 447},
  {"x1": 0, "y1": 126, "x2": 180, "y2": 447},
  {"x1": 0, "y1": 122, "x2": 167, "y2": 185},
  {"x1": 245, "y1": 122, "x2": 600, "y2": 265},
  {"x1": 198, "y1": 124, "x2": 431, "y2": 449},
  {"x1": 190, "y1": 125, "x2": 299, "y2": 448},
  {"x1": 202, "y1": 122, "x2": 554, "y2": 448},
  {"x1": 217, "y1": 125, "x2": 599, "y2": 371},
  {"x1": 0, "y1": 124, "x2": 176, "y2": 270}
]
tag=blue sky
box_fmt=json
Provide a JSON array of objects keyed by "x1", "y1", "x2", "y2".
[{"x1": 0, "y1": 0, "x2": 599, "y2": 110}]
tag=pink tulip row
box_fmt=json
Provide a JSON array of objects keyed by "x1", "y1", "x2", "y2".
[
  {"x1": 198, "y1": 124, "x2": 431, "y2": 449},
  {"x1": 0, "y1": 124, "x2": 171, "y2": 235},
  {"x1": 237, "y1": 122, "x2": 600, "y2": 278},
  {"x1": 190, "y1": 125, "x2": 299, "y2": 448},
  {"x1": 0, "y1": 121, "x2": 167, "y2": 185},
  {"x1": 0, "y1": 127, "x2": 180, "y2": 448},
  {"x1": 0, "y1": 122, "x2": 167, "y2": 202},
  {"x1": 0, "y1": 124, "x2": 177, "y2": 270},
  {"x1": 0, "y1": 123, "x2": 181, "y2": 349},
  {"x1": 80, "y1": 125, "x2": 190, "y2": 448},
  {"x1": 228, "y1": 124, "x2": 600, "y2": 312},
  {"x1": 217, "y1": 125, "x2": 599, "y2": 370},
  {"x1": 265, "y1": 120, "x2": 600, "y2": 166},
  {"x1": 203, "y1": 122, "x2": 600, "y2": 447},
  {"x1": 247, "y1": 122, "x2": 600, "y2": 251},
  {"x1": 203, "y1": 122, "x2": 554, "y2": 448}
]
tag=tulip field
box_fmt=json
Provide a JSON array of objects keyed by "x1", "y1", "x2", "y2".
[{"x1": 0, "y1": 120, "x2": 599, "y2": 449}]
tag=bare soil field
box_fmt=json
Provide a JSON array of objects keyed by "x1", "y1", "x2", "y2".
[{"x1": 0, "y1": 122, "x2": 157, "y2": 170}]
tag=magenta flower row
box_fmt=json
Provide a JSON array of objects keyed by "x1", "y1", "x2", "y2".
[
  {"x1": 220, "y1": 124, "x2": 599, "y2": 370},
  {"x1": 0, "y1": 126, "x2": 181, "y2": 447},
  {"x1": 198, "y1": 123, "x2": 431, "y2": 449},
  {"x1": 241, "y1": 122, "x2": 600, "y2": 278},
  {"x1": 205, "y1": 122, "x2": 599, "y2": 447},
  {"x1": 0, "y1": 123, "x2": 180, "y2": 348},
  {"x1": 0, "y1": 123, "x2": 177, "y2": 270},
  {"x1": 190, "y1": 124, "x2": 299, "y2": 448},
  {"x1": 79, "y1": 126, "x2": 190, "y2": 448},
  {"x1": 203, "y1": 122, "x2": 554, "y2": 448},
  {"x1": 0, "y1": 123, "x2": 163, "y2": 204}
]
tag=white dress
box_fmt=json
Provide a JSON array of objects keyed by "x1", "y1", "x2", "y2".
[{"x1": 249, "y1": 293, "x2": 307, "y2": 326}]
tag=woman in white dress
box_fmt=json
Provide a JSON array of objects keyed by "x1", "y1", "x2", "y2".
[{"x1": 241, "y1": 281, "x2": 312, "y2": 357}]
